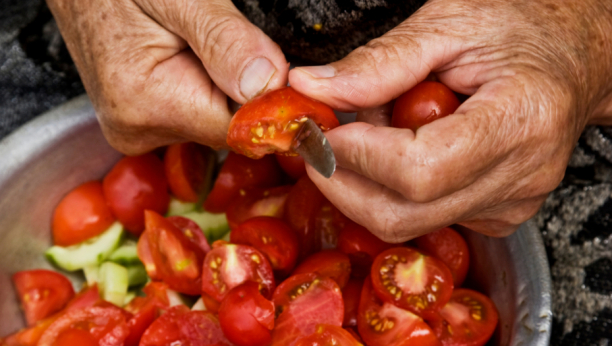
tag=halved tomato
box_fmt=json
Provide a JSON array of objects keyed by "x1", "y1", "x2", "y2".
[
  {"x1": 203, "y1": 152, "x2": 283, "y2": 213},
  {"x1": 123, "y1": 282, "x2": 170, "y2": 346},
  {"x1": 294, "y1": 324, "x2": 363, "y2": 346},
  {"x1": 37, "y1": 306, "x2": 130, "y2": 346},
  {"x1": 271, "y1": 273, "x2": 344, "y2": 346},
  {"x1": 414, "y1": 227, "x2": 470, "y2": 286},
  {"x1": 167, "y1": 216, "x2": 211, "y2": 253},
  {"x1": 144, "y1": 210, "x2": 206, "y2": 295},
  {"x1": 428, "y1": 289, "x2": 499, "y2": 346},
  {"x1": 292, "y1": 250, "x2": 351, "y2": 289},
  {"x1": 52, "y1": 181, "x2": 116, "y2": 247},
  {"x1": 219, "y1": 282, "x2": 275, "y2": 346},
  {"x1": 227, "y1": 86, "x2": 339, "y2": 159},
  {"x1": 13, "y1": 270, "x2": 75, "y2": 326},
  {"x1": 164, "y1": 142, "x2": 214, "y2": 203},
  {"x1": 371, "y1": 247, "x2": 453, "y2": 319},
  {"x1": 338, "y1": 221, "x2": 394, "y2": 278},
  {"x1": 230, "y1": 216, "x2": 299, "y2": 276},
  {"x1": 342, "y1": 279, "x2": 364, "y2": 328},
  {"x1": 275, "y1": 154, "x2": 306, "y2": 180},
  {"x1": 358, "y1": 277, "x2": 441, "y2": 346},
  {"x1": 225, "y1": 185, "x2": 292, "y2": 230},
  {"x1": 103, "y1": 153, "x2": 169, "y2": 235},
  {"x1": 202, "y1": 243, "x2": 275, "y2": 302},
  {"x1": 139, "y1": 305, "x2": 231, "y2": 346},
  {"x1": 137, "y1": 234, "x2": 161, "y2": 281}
]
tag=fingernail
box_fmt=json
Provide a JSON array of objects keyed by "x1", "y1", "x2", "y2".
[
  {"x1": 296, "y1": 65, "x2": 336, "y2": 79},
  {"x1": 240, "y1": 57, "x2": 277, "y2": 100}
]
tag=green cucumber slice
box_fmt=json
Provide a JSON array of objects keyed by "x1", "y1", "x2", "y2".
[
  {"x1": 180, "y1": 211, "x2": 229, "y2": 242},
  {"x1": 221, "y1": 231, "x2": 231, "y2": 242},
  {"x1": 109, "y1": 239, "x2": 140, "y2": 266},
  {"x1": 166, "y1": 197, "x2": 197, "y2": 216},
  {"x1": 99, "y1": 261, "x2": 129, "y2": 307},
  {"x1": 83, "y1": 265, "x2": 99, "y2": 286},
  {"x1": 126, "y1": 263, "x2": 148, "y2": 287},
  {"x1": 45, "y1": 222, "x2": 124, "y2": 271}
]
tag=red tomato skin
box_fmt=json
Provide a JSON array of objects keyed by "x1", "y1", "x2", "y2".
[
  {"x1": 358, "y1": 277, "x2": 441, "y2": 346},
  {"x1": 167, "y1": 216, "x2": 211, "y2": 253},
  {"x1": 219, "y1": 282, "x2": 275, "y2": 346},
  {"x1": 164, "y1": 142, "x2": 213, "y2": 203},
  {"x1": 275, "y1": 154, "x2": 306, "y2": 180},
  {"x1": 140, "y1": 305, "x2": 232, "y2": 346},
  {"x1": 342, "y1": 279, "x2": 364, "y2": 328},
  {"x1": 37, "y1": 306, "x2": 130, "y2": 346},
  {"x1": 414, "y1": 227, "x2": 470, "y2": 286},
  {"x1": 292, "y1": 250, "x2": 351, "y2": 289},
  {"x1": 52, "y1": 328, "x2": 98, "y2": 346},
  {"x1": 52, "y1": 181, "x2": 116, "y2": 246},
  {"x1": 429, "y1": 289, "x2": 499, "y2": 346},
  {"x1": 294, "y1": 324, "x2": 364, "y2": 346},
  {"x1": 124, "y1": 282, "x2": 170, "y2": 346},
  {"x1": 103, "y1": 153, "x2": 169, "y2": 235},
  {"x1": 230, "y1": 216, "x2": 299, "y2": 276},
  {"x1": 391, "y1": 81, "x2": 460, "y2": 131},
  {"x1": 144, "y1": 211, "x2": 206, "y2": 295},
  {"x1": 202, "y1": 243, "x2": 276, "y2": 302},
  {"x1": 204, "y1": 152, "x2": 283, "y2": 213},
  {"x1": 13, "y1": 270, "x2": 75, "y2": 326},
  {"x1": 371, "y1": 247, "x2": 454, "y2": 319},
  {"x1": 226, "y1": 185, "x2": 292, "y2": 230},
  {"x1": 338, "y1": 221, "x2": 394, "y2": 278},
  {"x1": 227, "y1": 86, "x2": 339, "y2": 159}
]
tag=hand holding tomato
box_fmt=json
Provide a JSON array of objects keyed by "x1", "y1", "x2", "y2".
[{"x1": 289, "y1": 0, "x2": 612, "y2": 240}]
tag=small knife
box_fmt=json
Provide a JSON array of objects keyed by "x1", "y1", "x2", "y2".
[{"x1": 291, "y1": 118, "x2": 336, "y2": 178}]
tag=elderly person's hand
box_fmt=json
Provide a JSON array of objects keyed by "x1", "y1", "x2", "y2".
[
  {"x1": 47, "y1": 0, "x2": 288, "y2": 155},
  {"x1": 289, "y1": 0, "x2": 612, "y2": 241}
]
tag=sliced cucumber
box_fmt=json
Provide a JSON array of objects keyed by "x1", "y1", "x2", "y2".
[
  {"x1": 180, "y1": 211, "x2": 229, "y2": 242},
  {"x1": 99, "y1": 261, "x2": 129, "y2": 307},
  {"x1": 109, "y1": 239, "x2": 140, "y2": 266},
  {"x1": 167, "y1": 197, "x2": 197, "y2": 216},
  {"x1": 221, "y1": 231, "x2": 231, "y2": 242},
  {"x1": 126, "y1": 263, "x2": 148, "y2": 287},
  {"x1": 45, "y1": 222, "x2": 124, "y2": 271},
  {"x1": 83, "y1": 265, "x2": 99, "y2": 286},
  {"x1": 123, "y1": 291, "x2": 137, "y2": 306}
]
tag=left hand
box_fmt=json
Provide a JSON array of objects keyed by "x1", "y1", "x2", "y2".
[{"x1": 288, "y1": 0, "x2": 612, "y2": 242}]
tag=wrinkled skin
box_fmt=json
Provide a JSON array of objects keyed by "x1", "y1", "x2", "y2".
[
  {"x1": 46, "y1": 0, "x2": 288, "y2": 155},
  {"x1": 289, "y1": 0, "x2": 612, "y2": 241}
]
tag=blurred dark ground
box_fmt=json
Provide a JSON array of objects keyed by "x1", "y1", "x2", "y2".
[{"x1": 0, "y1": 0, "x2": 611, "y2": 344}]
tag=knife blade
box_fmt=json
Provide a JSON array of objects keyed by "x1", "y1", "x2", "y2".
[{"x1": 291, "y1": 118, "x2": 336, "y2": 178}]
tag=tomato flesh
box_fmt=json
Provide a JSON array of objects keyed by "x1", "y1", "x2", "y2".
[
  {"x1": 13, "y1": 270, "x2": 75, "y2": 326},
  {"x1": 227, "y1": 86, "x2": 339, "y2": 159},
  {"x1": 167, "y1": 215, "x2": 211, "y2": 254},
  {"x1": 137, "y1": 234, "x2": 161, "y2": 281},
  {"x1": 275, "y1": 153, "x2": 306, "y2": 180},
  {"x1": 230, "y1": 216, "x2": 299, "y2": 276},
  {"x1": 123, "y1": 282, "x2": 170, "y2": 346},
  {"x1": 391, "y1": 81, "x2": 460, "y2": 131},
  {"x1": 292, "y1": 250, "x2": 351, "y2": 289},
  {"x1": 226, "y1": 185, "x2": 291, "y2": 230},
  {"x1": 371, "y1": 247, "x2": 454, "y2": 319},
  {"x1": 414, "y1": 227, "x2": 470, "y2": 286},
  {"x1": 164, "y1": 142, "x2": 213, "y2": 203},
  {"x1": 338, "y1": 221, "x2": 394, "y2": 278},
  {"x1": 103, "y1": 153, "x2": 169, "y2": 235},
  {"x1": 294, "y1": 324, "x2": 364, "y2": 346},
  {"x1": 429, "y1": 289, "x2": 499, "y2": 346},
  {"x1": 219, "y1": 282, "x2": 275, "y2": 346}
]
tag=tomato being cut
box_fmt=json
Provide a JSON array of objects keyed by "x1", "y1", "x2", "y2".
[
  {"x1": 275, "y1": 153, "x2": 306, "y2": 180},
  {"x1": 230, "y1": 216, "x2": 299, "y2": 276},
  {"x1": 143, "y1": 210, "x2": 206, "y2": 295},
  {"x1": 429, "y1": 289, "x2": 499, "y2": 346},
  {"x1": 202, "y1": 243, "x2": 275, "y2": 302},
  {"x1": 103, "y1": 153, "x2": 169, "y2": 235},
  {"x1": 392, "y1": 81, "x2": 460, "y2": 131},
  {"x1": 338, "y1": 221, "x2": 394, "y2": 278},
  {"x1": 227, "y1": 86, "x2": 339, "y2": 159},
  {"x1": 140, "y1": 305, "x2": 231, "y2": 346},
  {"x1": 225, "y1": 185, "x2": 292, "y2": 230},
  {"x1": 164, "y1": 142, "x2": 213, "y2": 203},
  {"x1": 294, "y1": 324, "x2": 364, "y2": 346},
  {"x1": 342, "y1": 279, "x2": 364, "y2": 328},
  {"x1": 371, "y1": 247, "x2": 454, "y2": 319},
  {"x1": 271, "y1": 273, "x2": 344, "y2": 346},
  {"x1": 358, "y1": 277, "x2": 441, "y2": 346},
  {"x1": 414, "y1": 227, "x2": 470, "y2": 286},
  {"x1": 219, "y1": 282, "x2": 275, "y2": 346},
  {"x1": 13, "y1": 270, "x2": 75, "y2": 326},
  {"x1": 167, "y1": 215, "x2": 211, "y2": 253},
  {"x1": 203, "y1": 152, "x2": 283, "y2": 213},
  {"x1": 292, "y1": 250, "x2": 351, "y2": 289},
  {"x1": 52, "y1": 181, "x2": 116, "y2": 247}
]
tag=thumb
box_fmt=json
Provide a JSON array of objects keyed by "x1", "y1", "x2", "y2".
[
  {"x1": 135, "y1": 0, "x2": 288, "y2": 103},
  {"x1": 288, "y1": 23, "x2": 461, "y2": 111}
]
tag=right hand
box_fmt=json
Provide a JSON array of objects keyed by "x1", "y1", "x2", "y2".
[{"x1": 47, "y1": 0, "x2": 288, "y2": 155}]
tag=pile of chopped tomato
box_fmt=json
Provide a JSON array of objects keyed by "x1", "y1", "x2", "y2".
[{"x1": 2, "y1": 83, "x2": 499, "y2": 346}]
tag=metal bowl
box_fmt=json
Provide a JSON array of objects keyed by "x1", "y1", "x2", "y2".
[{"x1": 0, "y1": 95, "x2": 552, "y2": 345}]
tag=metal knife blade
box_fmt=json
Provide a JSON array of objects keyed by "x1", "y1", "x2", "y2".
[{"x1": 291, "y1": 119, "x2": 336, "y2": 178}]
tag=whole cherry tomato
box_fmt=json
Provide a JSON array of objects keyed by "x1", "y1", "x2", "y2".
[
  {"x1": 275, "y1": 154, "x2": 306, "y2": 180},
  {"x1": 52, "y1": 181, "x2": 116, "y2": 246},
  {"x1": 392, "y1": 81, "x2": 460, "y2": 131},
  {"x1": 103, "y1": 153, "x2": 169, "y2": 235},
  {"x1": 414, "y1": 227, "x2": 470, "y2": 286},
  {"x1": 164, "y1": 142, "x2": 213, "y2": 203}
]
